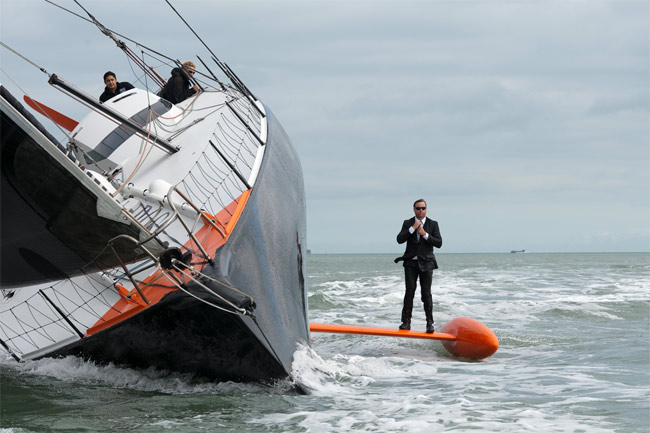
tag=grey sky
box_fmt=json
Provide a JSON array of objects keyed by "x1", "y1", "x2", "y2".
[{"x1": 1, "y1": 0, "x2": 648, "y2": 253}]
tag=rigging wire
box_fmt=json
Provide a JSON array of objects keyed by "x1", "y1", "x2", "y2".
[
  {"x1": 42, "y1": 0, "x2": 172, "y2": 66},
  {"x1": 70, "y1": 0, "x2": 166, "y2": 88},
  {"x1": 42, "y1": 0, "x2": 218, "y2": 89},
  {"x1": 22, "y1": 0, "x2": 246, "y2": 104},
  {"x1": 0, "y1": 48, "x2": 75, "y2": 147},
  {"x1": 3, "y1": 1, "x2": 262, "y2": 293},
  {"x1": 0, "y1": 41, "x2": 50, "y2": 76},
  {"x1": 112, "y1": 109, "x2": 156, "y2": 196},
  {"x1": 162, "y1": 0, "x2": 260, "y2": 107},
  {"x1": 163, "y1": 0, "x2": 216, "y2": 61},
  {"x1": 0, "y1": 39, "x2": 157, "y2": 151}
]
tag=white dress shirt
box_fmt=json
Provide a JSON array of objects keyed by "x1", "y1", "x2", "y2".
[{"x1": 408, "y1": 217, "x2": 430, "y2": 241}]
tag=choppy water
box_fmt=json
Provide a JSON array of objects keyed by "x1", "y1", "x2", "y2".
[{"x1": 1, "y1": 253, "x2": 649, "y2": 432}]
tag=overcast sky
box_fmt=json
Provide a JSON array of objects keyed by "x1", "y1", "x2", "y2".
[{"x1": 1, "y1": 0, "x2": 648, "y2": 253}]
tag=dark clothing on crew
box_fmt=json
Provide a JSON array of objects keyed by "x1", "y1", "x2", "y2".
[
  {"x1": 403, "y1": 265, "x2": 434, "y2": 324},
  {"x1": 159, "y1": 68, "x2": 197, "y2": 104},
  {"x1": 396, "y1": 217, "x2": 442, "y2": 271},
  {"x1": 99, "y1": 81, "x2": 135, "y2": 103},
  {"x1": 396, "y1": 217, "x2": 442, "y2": 327}
]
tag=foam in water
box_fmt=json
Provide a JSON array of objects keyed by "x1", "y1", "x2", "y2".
[
  {"x1": 3, "y1": 253, "x2": 648, "y2": 432},
  {"x1": 2, "y1": 355, "x2": 276, "y2": 395}
]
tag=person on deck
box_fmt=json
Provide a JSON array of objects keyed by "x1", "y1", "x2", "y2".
[
  {"x1": 159, "y1": 61, "x2": 200, "y2": 104},
  {"x1": 395, "y1": 199, "x2": 442, "y2": 333},
  {"x1": 99, "y1": 71, "x2": 134, "y2": 103}
]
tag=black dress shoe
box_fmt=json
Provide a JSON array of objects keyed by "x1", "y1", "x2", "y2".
[
  {"x1": 426, "y1": 321, "x2": 434, "y2": 334},
  {"x1": 399, "y1": 321, "x2": 411, "y2": 330}
]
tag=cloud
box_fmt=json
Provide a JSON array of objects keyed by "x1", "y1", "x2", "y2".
[{"x1": 1, "y1": 0, "x2": 648, "y2": 253}]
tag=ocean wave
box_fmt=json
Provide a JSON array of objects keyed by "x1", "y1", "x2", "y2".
[
  {"x1": 1, "y1": 355, "x2": 283, "y2": 395},
  {"x1": 308, "y1": 291, "x2": 343, "y2": 310},
  {"x1": 280, "y1": 341, "x2": 626, "y2": 433}
]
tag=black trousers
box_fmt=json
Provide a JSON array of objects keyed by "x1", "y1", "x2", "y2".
[{"x1": 401, "y1": 264, "x2": 434, "y2": 323}]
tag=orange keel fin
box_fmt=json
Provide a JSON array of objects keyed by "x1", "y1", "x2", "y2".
[
  {"x1": 309, "y1": 322, "x2": 457, "y2": 341},
  {"x1": 439, "y1": 317, "x2": 499, "y2": 360},
  {"x1": 23, "y1": 96, "x2": 79, "y2": 132},
  {"x1": 310, "y1": 317, "x2": 499, "y2": 360}
]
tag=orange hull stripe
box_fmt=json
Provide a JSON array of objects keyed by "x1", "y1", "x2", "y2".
[
  {"x1": 85, "y1": 191, "x2": 251, "y2": 336},
  {"x1": 225, "y1": 189, "x2": 250, "y2": 234}
]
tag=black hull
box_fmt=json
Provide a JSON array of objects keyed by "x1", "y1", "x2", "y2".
[
  {"x1": 50, "y1": 290, "x2": 288, "y2": 382},
  {"x1": 43, "y1": 107, "x2": 309, "y2": 382}
]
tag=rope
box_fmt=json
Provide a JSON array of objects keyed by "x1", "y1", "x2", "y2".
[
  {"x1": 112, "y1": 109, "x2": 155, "y2": 196},
  {"x1": 177, "y1": 263, "x2": 255, "y2": 305},
  {"x1": 164, "y1": 264, "x2": 252, "y2": 316}
]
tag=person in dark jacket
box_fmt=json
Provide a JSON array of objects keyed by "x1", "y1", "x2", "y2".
[
  {"x1": 395, "y1": 199, "x2": 443, "y2": 333},
  {"x1": 99, "y1": 71, "x2": 134, "y2": 103},
  {"x1": 159, "y1": 61, "x2": 200, "y2": 104}
]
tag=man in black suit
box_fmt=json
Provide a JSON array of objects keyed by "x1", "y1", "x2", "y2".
[{"x1": 395, "y1": 199, "x2": 442, "y2": 333}]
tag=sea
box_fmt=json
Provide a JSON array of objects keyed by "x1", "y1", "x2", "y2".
[{"x1": 1, "y1": 252, "x2": 648, "y2": 433}]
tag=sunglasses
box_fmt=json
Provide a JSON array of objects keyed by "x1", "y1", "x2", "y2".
[{"x1": 415, "y1": 207, "x2": 426, "y2": 210}]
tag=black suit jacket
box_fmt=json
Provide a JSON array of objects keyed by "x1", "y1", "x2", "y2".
[{"x1": 396, "y1": 217, "x2": 442, "y2": 271}]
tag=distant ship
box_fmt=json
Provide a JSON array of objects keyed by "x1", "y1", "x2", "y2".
[
  {"x1": 0, "y1": 4, "x2": 307, "y2": 384},
  {"x1": 510, "y1": 250, "x2": 526, "y2": 253}
]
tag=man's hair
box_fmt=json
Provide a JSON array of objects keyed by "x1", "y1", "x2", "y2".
[
  {"x1": 103, "y1": 71, "x2": 116, "y2": 81},
  {"x1": 182, "y1": 61, "x2": 196, "y2": 70},
  {"x1": 413, "y1": 199, "x2": 427, "y2": 207}
]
